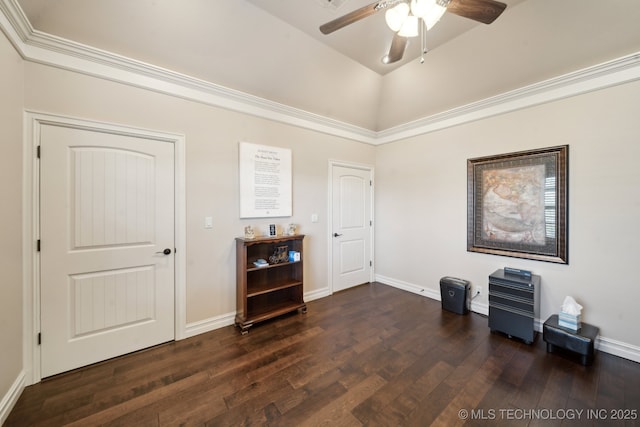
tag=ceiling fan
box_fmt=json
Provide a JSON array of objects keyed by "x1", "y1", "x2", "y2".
[{"x1": 319, "y1": 0, "x2": 507, "y2": 64}]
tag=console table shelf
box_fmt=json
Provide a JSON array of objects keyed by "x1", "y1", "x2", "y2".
[
  {"x1": 235, "y1": 235, "x2": 306, "y2": 334},
  {"x1": 247, "y1": 278, "x2": 302, "y2": 297},
  {"x1": 247, "y1": 261, "x2": 301, "y2": 272}
]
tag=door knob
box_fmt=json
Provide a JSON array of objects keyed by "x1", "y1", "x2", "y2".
[
  {"x1": 156, "y1": 248, "x2": 172, "y2": 255},
  {"x1": 333, "y1": 233, "x2": 342, "y2": 237}
]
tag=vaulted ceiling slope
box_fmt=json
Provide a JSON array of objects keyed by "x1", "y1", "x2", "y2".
[{"x1": 10, "y1": 0, "x2": 640, "y2": 133}]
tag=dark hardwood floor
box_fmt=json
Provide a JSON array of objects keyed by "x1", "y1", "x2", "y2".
[{"x1": 6, "y1": 282, "x2": 640, "y2": 426}]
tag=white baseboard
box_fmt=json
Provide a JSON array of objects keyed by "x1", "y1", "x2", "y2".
[
  {"x1": 470, "y1": 300, "x2": 489, "y2": 316},
  {"x1": 183, "y1": 312, "x2": 236, "y2": 339},
  {"x1": 595, "y1": 336, "x2": 640, "y2": 364},
  {"x1": 375, "y1": 274, "x2": 640, "y2": 364},
  {"x1": 0, "y1": 370, "x2": 25, "y2": 426},
  {"x1": 375, "y1": 273, "x2": 491, "y2": 313},
  {"x1": 304, "y1": 286, "x2": 332, "y2": 302},
  {"x1": 375, "y1": 274, "x2": 441, "y2": 300},
  {"x1": 181, "y1": 287, "x2": 331, "y2": 339}
]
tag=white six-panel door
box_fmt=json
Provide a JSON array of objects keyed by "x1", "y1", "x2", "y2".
[
  {"x1": 39, "y1": 124, "x2": 175, "y2": 377},
  {"x1": 331, "y1": 164, "x2": 373, "y2": 292}
]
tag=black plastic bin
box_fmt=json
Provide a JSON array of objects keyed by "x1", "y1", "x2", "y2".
[{"x1": 439, "y1": 277, "x2": 470, "y2": 315}]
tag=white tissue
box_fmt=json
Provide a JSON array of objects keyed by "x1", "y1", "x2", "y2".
[{"x1": 561, "y1": 296, "x2": 583, "y2": 316}]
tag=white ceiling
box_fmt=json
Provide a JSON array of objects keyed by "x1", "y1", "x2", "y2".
[
  {"x1": 246, "y1": 0, "x2": 524, "y2": 75},
  {"x1": 10, "y1": 0, "x2": 640, "y2": 131},
  {"x1": 17, "y1": 0, "x2": 524, "y2": 76}
]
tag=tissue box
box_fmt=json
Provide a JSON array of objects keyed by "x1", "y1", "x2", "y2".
[
  {"x1": 558, "y1": 311, "x2": 581, "y2": 331},
  {"x1": 289, "y1": 251, "x2": 300, "y2": 262}
]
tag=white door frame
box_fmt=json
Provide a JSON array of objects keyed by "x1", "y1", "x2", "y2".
[
  {"x1": 327, "y1": 160, "x2": 375, "y2": 294},
  {"x1": 22, "y1": 111, "x2": 187, "y2": 385}
]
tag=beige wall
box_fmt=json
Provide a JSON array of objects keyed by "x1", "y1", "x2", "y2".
[
  {"x1": 379, "y1": 0, "x2": 640, "y2": 130},
  {"x1": 0, "y1": 31, "x2": 24, "y2": 407},
  {"x1": 20, "y1": 0, "x2": 384, "y2": 131},
  {"x1": 375, "y1": 79, "x2": 640, "y2": 347},
  {"x1": 23, "y1": 62, "x2": 376, "y2": 323},
  {"x1": 3, "y1": 20, "x2": 640, "y2": 415}
]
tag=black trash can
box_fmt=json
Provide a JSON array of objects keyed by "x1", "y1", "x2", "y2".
[{"x1": 439, "y1": 277, "x2": 470, "y2": 315}]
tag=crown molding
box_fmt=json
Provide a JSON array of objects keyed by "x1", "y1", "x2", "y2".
[
  {"x1": 375, "y1": 52, "x2": 640, "y2": 144},
  {"x1": 0, "y1": 0, "x2": 377, "y2": 144},
  {"x1": 2, "y1": 0, "x2": 640, "y2": 146}
]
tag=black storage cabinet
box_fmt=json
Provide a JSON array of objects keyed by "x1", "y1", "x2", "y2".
[
  {"x1": 439, "y1": 277, "x2": 470, "y2": 314},
  {"x1": 488, "y1": 269, "x2": 540, "y2": 344}
]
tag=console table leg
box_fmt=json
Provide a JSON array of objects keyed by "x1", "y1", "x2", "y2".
[{"x1": 236, "y1": 322, "x2": 251, "y2": 335}]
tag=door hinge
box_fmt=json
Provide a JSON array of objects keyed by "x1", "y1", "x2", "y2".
[
  {"x1": 37, "y1": 239, "x2": 41, "y2": 252},
  {"x1": 37, "y1": 145, "x2": 41, "y2": 158},
  {"x1": 37, "y1": 332, "x2": 41, "y2": 345},
  {"x1": 370, "y1": 180, "x2": 372, "y2": 186},
  {"x1": 370, "y1": 220, "x2": 372, "y2": 226},
  {"x1": 370, "y1": 260, "x2": 372, "y2": 267}
]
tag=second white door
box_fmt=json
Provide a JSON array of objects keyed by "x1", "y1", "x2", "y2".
[
  {"x1": 331, "y1": 164, "x2": 373, "y2": 292},
  {"x1": 39, "y1": 123, "x2": 176, "y2": 378}
]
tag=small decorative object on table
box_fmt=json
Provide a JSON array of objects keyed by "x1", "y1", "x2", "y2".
[
  {"x1": 269, "y1": 245, "x2": 289, "y2": 264},
  {"x1": 288, "y1": 251, "x2": 301, "y2": 262},
  {"x1": 253, "y1": 258, "x2": 268, "y2": 268},
  {"x1": 559, "y1": 296, "x2": 582, "y2": 331},
  {"x1": 269, "y1": 224, "x2": 276, "y2": 236},
  {"x1": 286, "y1": 223, "x2": 297, "y2": 236},
  {"x1": 244, "y1": 225, "x2": 255, "y2": 239}
]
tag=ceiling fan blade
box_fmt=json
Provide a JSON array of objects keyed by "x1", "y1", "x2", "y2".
[
  {"x1": 382, "y1": 33, "x2": 408, "y2": 64},
  {"x1": 446, "y1": 0, "x2": 507, "y2": 24},
  {"x1": 319, "y1": 1, "x2": 384, "y2": 35}
]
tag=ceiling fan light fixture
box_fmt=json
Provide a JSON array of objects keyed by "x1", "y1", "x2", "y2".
[
  {"x1": 398, "y1": 14, "x2": 419, "y2": 37},
  {"x1": 410, "y1": 0, "x2": 436, "y2": 18},
  {"x1": 423, "y1": 3, "x2": 447, "y2": 30},
  {"x1": 385, "y1": 2, "x2": 410, "y2": 32},
  {"x1": 319, "y1": 0, "x2": 507, "y2": 67}
]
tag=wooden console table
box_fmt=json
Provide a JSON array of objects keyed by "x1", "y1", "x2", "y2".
[{"x1": 235, "y1": 235, "x2": 306, "y2": 334}]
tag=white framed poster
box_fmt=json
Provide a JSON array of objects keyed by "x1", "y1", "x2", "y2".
[{"x1": 239, "y1": 141, "x2": 292, "y2": 218}]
